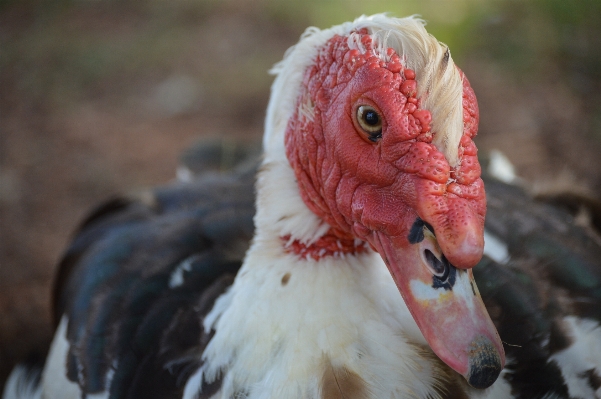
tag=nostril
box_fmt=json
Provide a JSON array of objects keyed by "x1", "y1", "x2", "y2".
[{"x1": 424, "y1": 249, "x2": 450, "y2": 280}]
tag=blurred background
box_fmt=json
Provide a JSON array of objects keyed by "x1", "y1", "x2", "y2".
[{"x1": 1, "y1": 0, "x2": 601, "y2": 391}]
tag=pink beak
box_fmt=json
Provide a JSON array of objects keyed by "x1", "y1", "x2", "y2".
[{"x1": 367, "y1": 218, "x2": 505, "y2": 389}]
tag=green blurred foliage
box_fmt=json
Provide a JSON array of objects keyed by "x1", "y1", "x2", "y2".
[
  {"x1": 465, "y1": 0, "x2": 601, "y2": 85},
  {"x1": 472, "y1": 0, "x2": 601, "y2": 140},
  {"x1": 2, "y1": 0, "x2": 601, "y2": 134}
]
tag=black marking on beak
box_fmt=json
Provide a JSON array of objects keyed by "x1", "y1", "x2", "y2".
[
  {"x1": 467, "y1": 336, "x2": 503, "y2": 389},
  {"x1": 408, "y1": 217, "x2": 434, "y2": 244}
]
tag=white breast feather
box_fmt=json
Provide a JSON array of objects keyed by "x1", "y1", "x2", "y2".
[{"x1": 198, "y1": 246, "x2": 440, "y2": 399}]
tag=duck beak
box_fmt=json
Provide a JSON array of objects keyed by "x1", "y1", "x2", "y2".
[{"x1": 367, "y1": 220, "x2": 505, "y2": 389}]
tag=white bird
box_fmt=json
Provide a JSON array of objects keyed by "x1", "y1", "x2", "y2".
[{"x1": 4, "y1": 14, "x2": 601, "y2": 399}]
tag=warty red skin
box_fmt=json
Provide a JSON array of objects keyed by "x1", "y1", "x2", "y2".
[{"x1": 285, "y1": 32, "x2": 485, "y2": 269}]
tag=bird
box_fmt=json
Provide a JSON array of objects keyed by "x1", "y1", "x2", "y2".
[{"x1": 3, "y1": 14, "x2": 601, "y2": 399}]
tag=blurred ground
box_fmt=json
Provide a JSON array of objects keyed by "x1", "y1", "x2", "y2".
[{"x1": 1, "y1": 0, "x2": 601, "y2": 391}]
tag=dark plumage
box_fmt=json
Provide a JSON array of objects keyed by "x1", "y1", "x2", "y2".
[
  {"x1": 476, "y1": 175, "x2": 601, "y2": 398},
  {"x1": 51, "y1": 155, "x2": 255, "y2": 399},
  {"x1": 35, "y1": 146, "x2": 601, "y2": 399}
]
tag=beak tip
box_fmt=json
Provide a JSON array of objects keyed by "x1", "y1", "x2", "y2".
[{"x1": 466, "y1": 336, "x2": 504, "y2": 389}]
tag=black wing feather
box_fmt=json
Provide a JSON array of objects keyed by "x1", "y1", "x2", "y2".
[
  {"x1": 476, "y1": 176, "x2": 601, "y2": 398},
  {"x1": 54, "y1": 166, "x2": 256, "y2": 398}
]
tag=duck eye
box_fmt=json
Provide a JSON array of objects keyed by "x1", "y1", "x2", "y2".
[{"x1": 356, "y1": 105, "x2": 383, "y2": 142}]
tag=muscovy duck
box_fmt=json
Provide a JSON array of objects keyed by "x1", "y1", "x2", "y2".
[{"x1": 3, "y1": 14, "x2": 601, "y2": 399}]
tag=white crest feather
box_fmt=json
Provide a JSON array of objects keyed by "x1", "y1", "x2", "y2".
[{"x1": 264, "y1": 14, "x2": 465, "y2": 169}]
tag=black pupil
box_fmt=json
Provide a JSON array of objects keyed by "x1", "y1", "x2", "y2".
[{"x1": 364, "y1": 110, "x2": 379, "y2": 126}]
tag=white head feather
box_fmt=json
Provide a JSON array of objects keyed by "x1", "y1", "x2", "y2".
[{"x1": 264, "y1": 14, "x2": 465, "y2": 168}]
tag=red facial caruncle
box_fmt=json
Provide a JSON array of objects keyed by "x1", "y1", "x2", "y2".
[{"x1": 285, "y1": 30, "x2": 485, "y2": 268}]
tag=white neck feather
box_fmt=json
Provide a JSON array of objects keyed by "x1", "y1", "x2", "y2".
[{"x1": 199, "y1": 232, "x2": 440, "y2": 399}]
